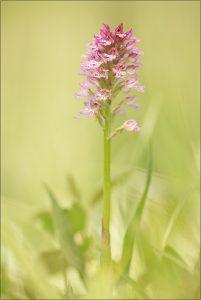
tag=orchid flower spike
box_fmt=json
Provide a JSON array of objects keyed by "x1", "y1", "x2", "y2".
[{"x1": 76, "y1": 23, "x2": 144, "y2": 138}]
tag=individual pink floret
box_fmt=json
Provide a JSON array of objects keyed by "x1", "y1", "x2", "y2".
[{"x1": 123, "y1": 120, "x2": 141, "y2": 131}]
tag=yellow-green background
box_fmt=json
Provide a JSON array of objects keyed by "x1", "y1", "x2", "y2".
[{"x1": 1, "y1": 1, "x2": 200, "y2": 299}]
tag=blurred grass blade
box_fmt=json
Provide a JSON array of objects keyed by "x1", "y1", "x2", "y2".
[
  {"x1": 120, "y1": 145, "x2": 153, "y2": 273},
  {"x1": 122, "y1": 274, "x2": 149, "y2": 299},
  {"x1": 161, "y1": 187, "x2": 198, "y2": 251},
  {"x1": 67, "y1": 281, "x2": 74, "y2": 299},
  {"x1": 193, "y1": 254, "x2": 201, "y2": 299},
  {"x1": 44, "y1": 184, "x2": 84, "y2": 275},
  {"x1": 135, "y1": 146, "x2": 153, "y2": 220},
  {"x1": 162, "y1": 245, "x2": 190, "y2": 272},
  {"x1": 66, "y1": 174, "x2": 81, "y2": 201}
]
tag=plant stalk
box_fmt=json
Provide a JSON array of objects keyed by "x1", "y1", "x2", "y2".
[{"x1": 102, "y1": 102, "x2": 111, "y2": 266}]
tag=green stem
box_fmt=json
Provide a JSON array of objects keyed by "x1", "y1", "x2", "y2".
[{"x1": 102, "y1": 102, "x2": 111, "y2": 266}]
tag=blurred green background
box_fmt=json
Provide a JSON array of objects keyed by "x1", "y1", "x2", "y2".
[{"x1": 1, "y1": 1, "x2": 200, "y2": 299}]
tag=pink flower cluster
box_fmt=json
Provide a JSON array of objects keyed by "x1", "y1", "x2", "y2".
[{"x1": 76, "y1": 23, "x2": 144, "y2": 133}]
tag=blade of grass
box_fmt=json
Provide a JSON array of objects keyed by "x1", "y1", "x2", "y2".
[
  {"x1": 161, "y1": 187, "x2": 198, "y2": 251},
  {"x1": 121, "y1": 274, "x2": 150, "y2": 299},
  {"x1": 119, "y1": 144, "x2": 153, "y2": 274},
  {"x1": 66, "y1": 174, "x2": 81, "y2": 201},
  {"x1": 162, "y1": 245, "x2": 191, "y2": 272}
]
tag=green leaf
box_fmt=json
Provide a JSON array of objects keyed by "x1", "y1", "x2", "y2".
[
  {"x1": 78, "y1": 236, "x2": 91, "y2": 253},
  {"x1": 119, "y1": 144, "x2": 153, "y2": 274},
  {"x1": 40, "y1": 249, "x2": 68, "y2": 274},
  {"x1": 35, "y1": 211, "x2": 54, "y2": 235},
  {"x1": 44, "y1": 185, "x2": 84, "y2": 275},
  {"x1": 63, "y1": 203, "x2": 86, "y2": 234},
  {"x1": 35, "y1": 203, "x2": 85, "y2": 237}
]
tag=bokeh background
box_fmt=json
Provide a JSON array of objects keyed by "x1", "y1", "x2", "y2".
[{"x1": 1, "y1": 1, "x2": 200, "y2": 299}]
